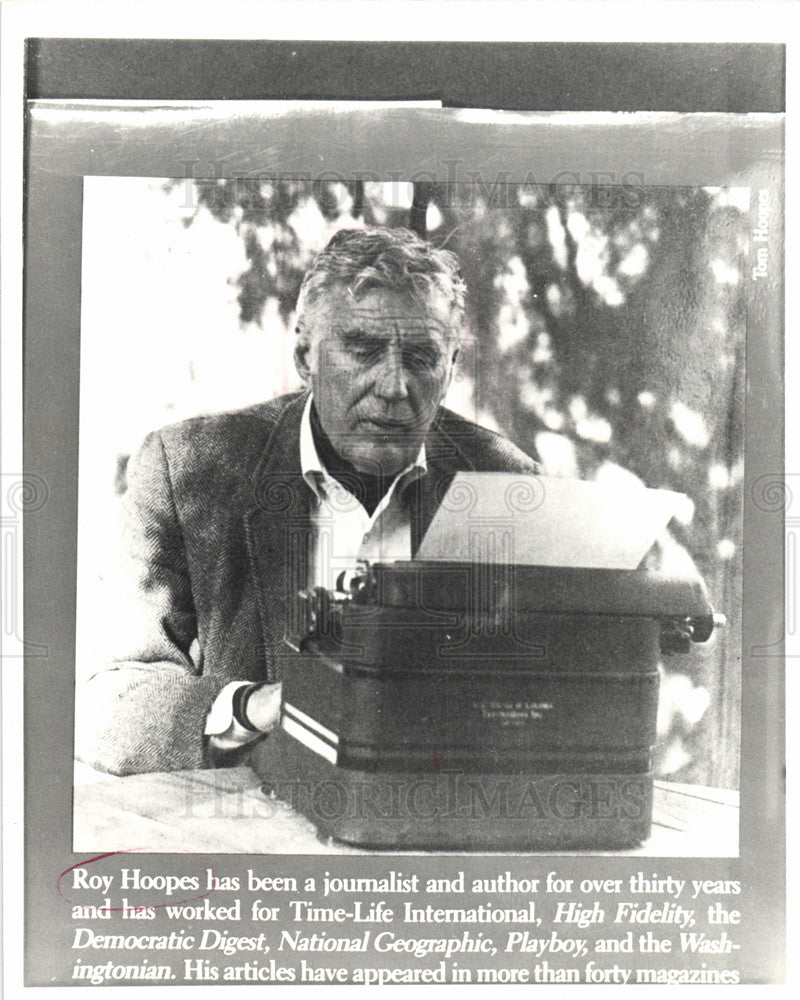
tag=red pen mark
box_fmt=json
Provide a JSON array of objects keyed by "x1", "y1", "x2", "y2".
[
  {"x1": 432, "y1": 752, "x2": 443, "y2": 771},
  {"x1": 57, "y1": 849, "x2": 217, "y2": 912}
]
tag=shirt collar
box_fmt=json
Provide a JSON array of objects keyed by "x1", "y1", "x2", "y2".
[{"x1": 299, "y1": 393, "x2": 427, "y2": 502}]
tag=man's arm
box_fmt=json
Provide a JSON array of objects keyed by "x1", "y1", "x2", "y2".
[{"x1": 75, "y1": 431, "x2": 226, "y2": 775}]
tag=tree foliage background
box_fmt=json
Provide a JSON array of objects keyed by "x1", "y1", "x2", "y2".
[{"x1": 162, "y1": 176, "x2": 746, "y2": 788}]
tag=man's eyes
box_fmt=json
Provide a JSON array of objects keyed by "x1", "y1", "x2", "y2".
[
  {"x1": 403, "y1": 346, "x2": 440, "y2": 371},
  {"x1": 349, "y1": 342, "x2": 382, "y2": 363},
  {"x1": 349, "y1": 344, "x2": 439, "y2": 372},
  {"x1": 346, "y1": 340, "x2": 441, "y2": 371}
]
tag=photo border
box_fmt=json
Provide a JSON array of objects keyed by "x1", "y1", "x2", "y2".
[{"x1": 1, "y1": 12, "x2": 790, "y2": 994}]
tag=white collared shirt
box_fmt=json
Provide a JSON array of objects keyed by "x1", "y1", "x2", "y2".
[
  {"x1": 298, "y1": 393, "x2": 427, "y2": 589},
  {"x1": 206, "y1": 393, "x2": 427, "y2": 747}
]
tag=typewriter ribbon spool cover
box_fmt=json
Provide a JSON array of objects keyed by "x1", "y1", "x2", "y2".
[{"x1": 253, "y1": 474, "x2": 717, "y2": 850}]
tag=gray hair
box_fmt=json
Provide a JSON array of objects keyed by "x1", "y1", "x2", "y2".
[{"x1": 295, "y1": 228, "x2": 466, "y2": 338}]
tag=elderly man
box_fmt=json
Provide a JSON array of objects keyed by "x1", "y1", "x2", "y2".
[{"x1": 77, "y1": 228, "x2": 538, "y2": 775}]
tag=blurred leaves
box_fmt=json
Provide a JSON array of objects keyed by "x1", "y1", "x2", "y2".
[{"x1": 166, "y1": 177, "x2": 369, "y2": 323}]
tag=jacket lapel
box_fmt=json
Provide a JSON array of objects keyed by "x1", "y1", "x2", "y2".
[
  {"x1": 244, "y1": 394, "x2": 312, "y2": 682},
  {"x1": 411, "y1": 410, "x2": 476, "y2": 554}
]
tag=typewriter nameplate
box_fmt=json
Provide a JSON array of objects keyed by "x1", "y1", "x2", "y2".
[{"x1": 472, "y1": 699, "x2": 555, "y2": 727}]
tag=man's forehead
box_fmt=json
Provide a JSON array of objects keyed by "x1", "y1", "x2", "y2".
[
  {"x1": 335, "y1": 314, "x2": 451, "y2": 337},
  {"x1": 320, "y1": 287, "x2": 456, "y2": 338}
]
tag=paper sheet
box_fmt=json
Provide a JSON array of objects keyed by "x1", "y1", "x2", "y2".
[{"x1": 416, "y1": 473, "x2": 682, "y2": 569}]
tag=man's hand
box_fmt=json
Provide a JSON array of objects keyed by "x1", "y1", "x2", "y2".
[{"x1": 244, "y1": 682, "x2": 282, "y2": 732}]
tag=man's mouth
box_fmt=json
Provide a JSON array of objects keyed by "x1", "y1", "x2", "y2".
[{"x1": 357, "y1": 416, "x2": 414, "y2": 432}]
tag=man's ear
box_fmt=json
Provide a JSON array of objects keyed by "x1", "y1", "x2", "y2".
[
  {"x1": 294, "y1": 326, "x2": 313, "y2": 383},
  {"x1": 440, "y1": 345, "x2": 460, "y2": 398}
]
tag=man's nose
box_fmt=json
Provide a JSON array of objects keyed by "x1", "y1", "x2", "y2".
[{"x1": 373, "y1": 348, "x2": 409, "y2": 401}]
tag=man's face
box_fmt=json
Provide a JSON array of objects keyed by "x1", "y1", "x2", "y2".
[{"x1": 298, "y1": 286, "x2": 459, "y2": 476}]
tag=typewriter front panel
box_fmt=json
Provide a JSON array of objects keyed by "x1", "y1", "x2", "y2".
[{"x1": 281, "y1": 608, "x2": 660, "y2": 775}]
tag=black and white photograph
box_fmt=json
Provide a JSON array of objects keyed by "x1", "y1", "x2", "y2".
[
  {"x1": 3, "y1": 11, "x2": 789, "y2": 992},
  {"x1": 72, "y1": 162, "x2": 746, "y2": 859}
]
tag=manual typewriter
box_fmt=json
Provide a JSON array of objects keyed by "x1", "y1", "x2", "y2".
[{"x1": 253, "y1": 474, "x2": 722, "y2": 849}]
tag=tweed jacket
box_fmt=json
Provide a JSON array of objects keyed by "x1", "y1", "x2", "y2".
[{"x1": 76, "y1": 392, "x2": 539, "y2": 775}]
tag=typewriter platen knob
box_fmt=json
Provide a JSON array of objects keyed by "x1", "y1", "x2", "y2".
[
  {"x1": 336, "y1": 561, "x2": 372, "y2": 601},
  {"x1": 688, "y1": 611, "x2": 727, "y2": 644},
  {"x1": 659, "y1": 611, "x2": 726, "y2": 654},
  {"x1": 335, "y1": 569, "x2": 361, "y2": 595}
]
